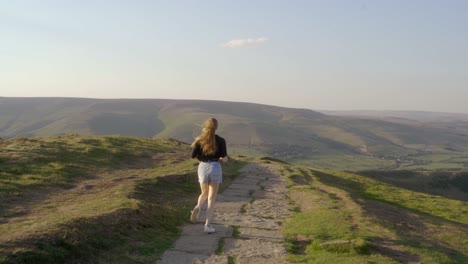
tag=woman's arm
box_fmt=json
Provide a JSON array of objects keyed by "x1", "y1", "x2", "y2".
[
  {"x1": 219, "y1": 137, "x2": 228, "y2": 162},
  {"x1": 191, "y1": 143, "x2": 200, "y2": 159}
]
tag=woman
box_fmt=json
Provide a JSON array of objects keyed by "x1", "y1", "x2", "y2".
[{"x1": 190, "y1": 117, "x2": 228, "y2": 233}]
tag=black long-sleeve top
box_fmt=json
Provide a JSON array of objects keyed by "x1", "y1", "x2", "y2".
[{"x1": 191, "y1": 135, "x2": 227, "y2": 162}]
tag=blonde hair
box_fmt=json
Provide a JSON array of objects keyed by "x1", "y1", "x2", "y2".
[{"x1": 192, "y1": 117, "x2": 218, "y2": 155}]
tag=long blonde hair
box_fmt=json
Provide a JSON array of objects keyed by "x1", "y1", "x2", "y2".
[{"x1": 192, "y1": 117, "x2": 218, "y2": 155}]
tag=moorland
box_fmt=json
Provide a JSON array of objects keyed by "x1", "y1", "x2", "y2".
[{"x1": 1, "y1": 97, "x2": 467, "y2": 263}]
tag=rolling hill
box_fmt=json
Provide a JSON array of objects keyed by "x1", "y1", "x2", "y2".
[
  {"x1": 0, "y1": 135, "x2": 466, "y2": 263},
  {"x1": 2, "y1": 97, "x2": 468, "y2": 170},
  {"x1": 0, "y1": 135, "x2": 247, "y2": 263},
  {"x1": 320, "y1": 110, "x2": 468, "y2": 123}
]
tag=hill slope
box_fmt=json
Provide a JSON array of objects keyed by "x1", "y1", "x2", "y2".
[
  {"x1": 0, "y1": 135, "x2": 246, "y2": 263},
  {"x1": 282, "y1": 164, "x2": 468, "y2": 263},
  {"x1": 1, "y1": 136, "x2": 466, "y2": 263},
  {"x1": 2, "y1": 97, "x2": 468, "y2": 170},
  {"x1": 320, "y1": 110, "x2": 468, "y2": 123}
]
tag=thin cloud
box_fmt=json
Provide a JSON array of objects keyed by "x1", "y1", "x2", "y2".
[{"x1": 221, "y1": 37, "x2": 269, "y2": 48}]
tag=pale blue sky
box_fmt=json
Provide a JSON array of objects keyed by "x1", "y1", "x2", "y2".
[{"x1": 1, "y1": 0, "x2": 467, "y2": 113}]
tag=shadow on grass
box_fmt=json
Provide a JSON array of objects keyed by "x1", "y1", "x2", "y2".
[
  {"x1": 354, "y1": 170, "x2": 468, "y2": 202},
  {"x1": 311, "y1": 170, "x2": 468, "y2": 263},
  {"x1": 0, "y1": 168, "x2": 90, "y2": 219},
  {"x1": 371, "y1": 237, "x2": 421, "y2": 263},
  {"x1": 1, "y1": 173, "x2": 199, "y2": 264},
  {"x1": 0, "y1": 136, "x2": 171, "y2": 228},
  {"x1": 0, "y1": 158, "x2": 147, "y2": 229},
  {"x1": 311, "y1": 170, "x2": 468, "y2": 228},
  {"x1": 1, "y1": 158, "x2": 249, "y2": 264}
]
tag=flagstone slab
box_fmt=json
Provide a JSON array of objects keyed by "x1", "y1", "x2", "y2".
[
  {"x1": 172, "y1": 235, "x2": 220, "y2": 255},
  {"x1": 233, "y1": 177, "x2": 263, "y2": 185},
  {"x1": 221, "y1": 188, "x2": 252, "y2": 197},
  {"x1": 157, "y1": 250, "x2": 208, "y2": 264},
  {"x1": 213, "y1": 201, "x2": 245, "y2": 213},
  {"x1": 249, "y1": 199, "x2": 290, "y2": 219},
  {"x1": 194, "y1": 255, "x2": 228, "y2": 264},
  {"x1": 212, "y1": 212, "x2": 282, "y2": 230},
  {"x1": 181, "y1": 224, "x2": 232, "y2": 238},
  {"x1": 223, "y1": 238, "x2": 287, "y2": 259},
  {"x1": 228, "y1": 183, "x2": 261, "y2": 191},
  {"x1": 216, "y1": 195, "x2": 252, "y2": 203}
]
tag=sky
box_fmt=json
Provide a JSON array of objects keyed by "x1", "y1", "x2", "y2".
[{"x1": 1, "y1": 0, "x2": 468, "y2": 113}]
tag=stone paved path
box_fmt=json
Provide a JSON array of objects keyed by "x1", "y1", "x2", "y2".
[{"x1": 157, "y1": 162, "x2": 291, "y2": 264}]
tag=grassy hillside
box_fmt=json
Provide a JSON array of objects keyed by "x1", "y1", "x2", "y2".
[
  {"x1": 355, "y1": 170, "x2": 468, "y2": 202},
  {"x1": 1, "y1": 135, "x2": 466, "y2": 263},
  {"x1": 281, "y1": 164, "x2": 468, "y2": 264},
  {"x1": 0, "y1": 135, "x2": 246, "y2": 263},
  {"x1": 321, "y1": 110, "x2": 468, "y2": 123},
  {"x1": 2, "y1": 97, "x2": 468, "y2": 170}
]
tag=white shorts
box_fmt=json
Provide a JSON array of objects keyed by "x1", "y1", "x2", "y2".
[{"x1": 197, "y1": 161, "x2": 223, "y2": 184}]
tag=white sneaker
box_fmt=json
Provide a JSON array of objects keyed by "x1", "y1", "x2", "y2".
[
  {"x1": 190, "y1": 207, "x2": 200, "y2": 223},
  {"x1": 204, "y1": 225, "x2": 215, "y2": 233}
]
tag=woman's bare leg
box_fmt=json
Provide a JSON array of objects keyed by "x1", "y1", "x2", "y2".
[
  {"x1": 196, "y1": 183, "x2": 210, "y2": 208},
  {"x1": 205, "y1": 183, "x2": 220, "y2": 226},
  {"x1": 191, "y1": 183, "x2": 209, "y2": 222}
]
